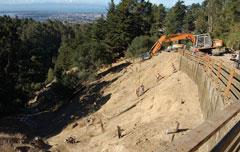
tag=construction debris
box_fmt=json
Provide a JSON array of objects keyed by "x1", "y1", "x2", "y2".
[
  {"x1": 85, "y1": 116, "x2": 94, "y2": 126},
  {"x1": 172, "y1": 63, "x2": 177, "y2": 73},
  {"x1": 65, "y1": 137, "x2": 79, "y2": 144},
  {"x1": 136, "y1": 84, "x2": 145, "y2": 97}
]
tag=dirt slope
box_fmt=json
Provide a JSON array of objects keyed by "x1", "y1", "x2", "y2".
[{"x1": 48, "y1": 52, "x2": 203, "y2": 152}]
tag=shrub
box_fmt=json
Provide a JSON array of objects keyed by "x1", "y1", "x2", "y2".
[
  {"x1": 126, "y1": 36, "x2": 157, "y2": 58},
  {"x1": 46, "y1": 68, "x2": 55, "y2": 84}
]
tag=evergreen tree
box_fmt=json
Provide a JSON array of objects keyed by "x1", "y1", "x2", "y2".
[
  {"x1": 91, "y1": 15, "x2": 107, "y2": 42},
  {"x1": 164, "y1": 0, "x2": 186, "y2": 34},
  {"x1": 194, "y1": 1, "x2": 208, "y2": 34},
  {"x1": 150, "y1": 4, "x2": 166, "y2": 36}
]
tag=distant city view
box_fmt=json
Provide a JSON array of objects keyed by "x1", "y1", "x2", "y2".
[
  {"x1": 0, "y1": 3, "x2": 107, "y2": 23},
  {"x1": 0, "y1": 11, "x2": 106, "y2": 23}
]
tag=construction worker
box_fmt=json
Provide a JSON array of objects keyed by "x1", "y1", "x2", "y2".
[
  {"x1": 167, "y1": 46, "x2": 171, "y2": 52},
  {"x1": 156, "y1": 72, "x2": 162, "y2": 81},
  {"x1": 193, "y1": 47, "x2": 198, "y2": 54}
]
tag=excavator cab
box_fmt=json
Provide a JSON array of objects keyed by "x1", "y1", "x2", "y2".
[
  {"x1": 194, "y1": 33, "x2": 223, "y2": 55},
  {"x1": 194, "y1": 33, "x2": 213, "y2": 48}
]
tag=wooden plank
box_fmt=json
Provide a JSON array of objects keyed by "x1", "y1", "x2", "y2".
[
  {"x1": 211, "y1": 120, "x2": 240, "y2": 152},
  {"x1": 204, "y1": 56, "x2": 208, "y2": 71},
  {"x1": 229, "y1": 91, "x2": 239, "y2": 101},
  {"x1": 199, "y1": 58, "x2": 206, "y2": 66},
  {"x1": 229, "y1": 84, "x2": 240, "y2": 100},
  {"x1": 219, "y1": 75, "x2": 228, "y2": 90},
  {"x1": 198, "y1": 54, "x2": 201, "y2": 64},
  {"x1": 157, "y1": 101, "x2": 240, "y2": 152},
  {"x1": 210, "y1": 59, "x2": 215, "y2": 77},
  {"x1": 225, "y1": 68, "x2": 235, "y2": 96},
  {"x1": 221, "y1": 69, "x2": 230, "y2": 82},
  {"x1": 233, "y1": 71, "x2": 240, "y2": 81},
  {"x1": 219, "y1": 74, "x2": 228, "y2": 87},
  {"x1": 213, "y1": 64, "x2": 219, "y2": 71},
  {"x1": 216, "y1": 60, "x2": 223, "y2": 84},
  {"x1": 222, "y1": 64, "x2": 232, "y2": 73},
  {"x1": 206, "y1": 56, "x2": 210, "y2": 72},
  {"x1": 207, "y1": 56, "x2": 210, "y2": 72},
  {"x1": 212, "y1": 67, "x2": 218, "y2": 77},
  {"x1": 232, "y1": 78, "x2": 240, "y2": 93}
]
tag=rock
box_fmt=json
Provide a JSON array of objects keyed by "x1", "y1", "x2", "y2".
[
  {"x1": 181, "y1": 99, "x2": 185, "y2": 104},
  {"x1": 72, "y1": 123, "x2": 78, "y2": 128}
]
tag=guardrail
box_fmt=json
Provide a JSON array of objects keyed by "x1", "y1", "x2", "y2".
[
  {"x1": 180, "y1": 50, "x2": 240, "y2": 101},
  {"x1": 157, "y1": 50, "x2": 240, "y2": 152}
]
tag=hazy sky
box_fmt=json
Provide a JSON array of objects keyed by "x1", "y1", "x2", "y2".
[{"x1": 0, "y1": 0, "x2": 204, "y2": 7}]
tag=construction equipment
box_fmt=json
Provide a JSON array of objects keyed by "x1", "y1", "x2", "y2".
[
  {"x1": 194, "y1": 33, "x2": 223, "y2": 55},
  {"x1": 139, "y1": 33, "x2": 223, "y2": 59},
  {"x1": 230, "y1": 52, "x2": 240, "y2": 69},
  {"x1": 149, "y1": 33, "x2": 195, "y2": 56}
]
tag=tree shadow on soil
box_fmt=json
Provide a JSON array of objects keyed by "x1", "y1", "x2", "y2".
[
  {"x1": 0, "y1": 61, "x2": 132, "y2": 143},
  {"x1": 97, "y1": 61, "x2": 131, "y2": 78},
  {"x1": 32, "y1": 77, "x2": 119, "y2": 138}
]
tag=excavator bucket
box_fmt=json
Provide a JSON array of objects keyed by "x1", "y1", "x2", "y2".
[{"x1": 139, "y1": 53, "x2": 151, "y2": 60}]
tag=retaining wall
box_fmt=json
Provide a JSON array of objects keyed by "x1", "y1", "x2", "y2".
[{"x1": 179, "y1": 54, "x2": 231, "y2": 149}]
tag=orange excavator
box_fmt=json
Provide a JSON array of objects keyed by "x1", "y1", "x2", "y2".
[
  {"x1": 149, "y1": 33, "x2": 195, "y2": 56},
  {"x1": 140, "y1": 33, "x2": 223, "y2": 59}
]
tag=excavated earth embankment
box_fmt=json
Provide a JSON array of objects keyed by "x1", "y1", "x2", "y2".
[{"x1": 47, "y1": 52, "x2": 204, "y2": 152}]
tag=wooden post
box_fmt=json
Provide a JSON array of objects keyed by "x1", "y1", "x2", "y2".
[
  {"x1": 193, "y1": 52, "x2": 195, "y2": 61},
  {"x1": 204, "y1": 56, "x2": 208, "y2": 71},
  {"x1": 216, "y1": 60, "x2": 222, "y2": 84},
  {"x1": 117, "y1": 126, "x2": 122, "y2": 138},
  {"x1": 210, "y1": 59, "x2": 215, "y2": 77},
  {"x1": 171, "y1": 122, "x2": 180, "y2": 142},
  {"x1": 206, "y1": 56, "x2": 210, "y2": 73},
  {"x1": 225, "y1": 68, "x2": 235, "y2": 96},
  {"x1": 198, "y1": 54, "x2": 201, "y2": 64}
]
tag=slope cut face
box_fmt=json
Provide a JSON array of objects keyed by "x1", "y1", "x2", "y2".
[{"x1": 48, "y1": 52, "x2": 203, "y2": 152}]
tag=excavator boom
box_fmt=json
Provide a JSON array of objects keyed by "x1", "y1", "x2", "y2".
[
  {"x1": 149, "y1": 35, "x2": 166, "y2": 56},
  {"x1": 149, "y1": 33, "x2": 195, "y2": 56}
]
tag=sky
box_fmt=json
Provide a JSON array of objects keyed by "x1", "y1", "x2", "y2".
[{"x1": 0, "y1": 0, "x2": 204, "y2": 12}]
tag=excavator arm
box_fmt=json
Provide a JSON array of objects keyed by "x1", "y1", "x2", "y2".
[
  {"x1": 149, "y1": 35, "x2": 166, "y2": 56},
  {"x1": 149, "y1": 33, "x2": 195, "y2": 56}
]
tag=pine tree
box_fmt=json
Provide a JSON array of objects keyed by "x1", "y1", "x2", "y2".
[
  {"x1": 164, "y1": 0, "x2": 186, "y2": 34},
  {"x1": 150, "y1": 4, "x2": 166, "y2": 36}
]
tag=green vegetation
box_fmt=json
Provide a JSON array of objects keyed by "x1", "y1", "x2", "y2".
[
  {"x1": 126, "y1": 36, "x2": 157, "y2": 58},
  {"x1": 0, "y1": 0, "x2": 239, "y2": 115}
]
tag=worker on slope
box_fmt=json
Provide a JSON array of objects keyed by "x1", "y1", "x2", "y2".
[{"x1": 156, "y1": 72, "x2": 162, "y2": 81}]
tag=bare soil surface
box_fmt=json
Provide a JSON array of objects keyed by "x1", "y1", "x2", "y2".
[
  {"x1": 212, "y1": 52, "x2": 240, "y2": 74},
  {"x1": 46, "y1": 52, "x2": 204, "y2": 152}
]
